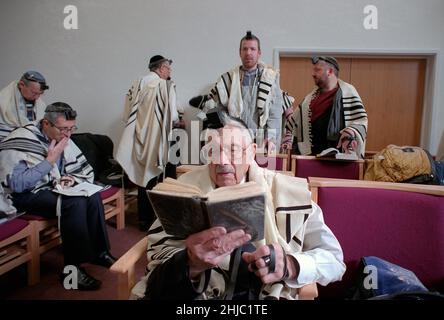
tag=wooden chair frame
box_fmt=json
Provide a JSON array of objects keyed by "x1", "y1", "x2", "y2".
[{"x1": 0, "y1": 221, "x2": 39, "y2": 285}]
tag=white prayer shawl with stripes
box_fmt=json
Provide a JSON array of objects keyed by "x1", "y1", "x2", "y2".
[
  {"x1": 134, "y1": 161, "x2": 313, "y2": 300},
  {"x1": 116, "y1": 77, "x2": 173, "y2": 187},
  {"x1": 0, "y1": 81, "x2": 45, "y2": 141},
  {"x1": 0, "y1": 123, "x2": 94, "y2": 194},
  {"x1": 290, "y1": 79, "x2": 368, "y2": 157},
  {"x1": 207, "y1": 63, "x2": 279, "y2": 130}
]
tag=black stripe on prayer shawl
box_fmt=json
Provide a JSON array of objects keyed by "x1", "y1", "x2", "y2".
[
  {"x1": 221, "y1": 73, "x2": 231, "y2": 98},
  {"x1": 345, "y1": 114, "x2": 368, "y2": 122},
  {"x1": 275, "y1": 204, "x2": 312, "y2": 212},
  {"x1": 23, "y1": 126, "x2": 48, "y2": 144},
  {"x1": 0, "y1": 146, "x2": 46, "y2": 157},
  {"x1": 152, "y1": 247, "x2": 173, "y2": 260},
  {"x1": 156, "y1": 94, "x2": 165, "y2": 120},
  {"x1": 0, "y1": 138, "x2": 47, "y2": 157},
  {"x1": 343, "y1": 105, "x2": 364, "y2": 112},
  {"x1": 298, "y1": 105, "x2": 304, "y2": 140},
  {"x1": 159, "y1": 84, "x2": 167, "y2": 112},
  {"x1": 292, "y1": 235, "x2": 302, "y2": 247},
  {"x1": 286, "y1": 117, "x2": 296, "y2": 132},
  {"x1": 147, "y1": 225, "x2": 164, "y2": 235},
  {"x1": 214, "y1": 85, "x2": 222, "y2": 103},
  {"x1": 155, "y1": 97, "x2": 163, "y2": 126},
  {"x1": 258, "y1": 88, "x2": 270, "y2": 95},
  {"x1": 1, "y1": 143, "x2": 45, "y2": 156},
  {"x1": 286, "y1": 215, "x2": 291, "y2": 243},
  {"x1": 126, "y1": 102, "x2": 139, "y2": 127},
  {"x1": 226, "y1": 71, "x2": 232, "y2": 85},
  {"x1": 127, "y1": 107, "x2": 139, "y2": 123},
  {"x1": 342, "y1": 96, "x2": 360, "y2": 101},
  {"x1": 257, "y1": 96, "x2": 266, "y2": 102},
  {"x1": 258, "y1": 81, "x2": 272, "y2": 88},
  {"x1": 151, "y1": 235, "x2": 184, "y2": 247}
]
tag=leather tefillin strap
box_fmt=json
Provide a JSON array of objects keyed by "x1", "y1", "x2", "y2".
[{"x1": 249, "y1": 244, "x2": 276, "y2": 274}]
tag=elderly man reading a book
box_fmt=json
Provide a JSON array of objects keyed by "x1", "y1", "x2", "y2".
[
  {"x1": 136, "y1": 112, "x2": 345, "y2": 300},
  {"x1": 0, "y1": 102, "x2": 117, "y2": 290}
]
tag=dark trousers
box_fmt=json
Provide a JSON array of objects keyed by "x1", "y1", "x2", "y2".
[
  {"x1": 138, "y1": 162, "x2": 177, "y2": 225},
  {"x1": 12, "y1": 190, "x2": 110, "y2": 266}
]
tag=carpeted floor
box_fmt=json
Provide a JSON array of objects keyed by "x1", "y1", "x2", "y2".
[{"x1": 0, "y1": 207, "x2": 147, "y2": 300}]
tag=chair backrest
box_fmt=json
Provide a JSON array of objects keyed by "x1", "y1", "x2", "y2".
[
  {"x1": 255, "y1": 153, "x2": 290, "y2": 171},
  {"x1": 292, "y1": 155, "x2": 364, "y2": 180},
  {"x1": 309, "y1": 177, "x2": 444, "y2": 298}
]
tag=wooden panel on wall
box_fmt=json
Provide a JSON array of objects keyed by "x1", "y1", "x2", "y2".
[
  {"x1": 280, "y1": 56, "x2": 351, "y2": 106},
  {"x1": 279, "y1": 56, "x2": 426, "y2": 152},
  {"x1": 350, "y1": 58, "x2": 426, "y2": 151}
]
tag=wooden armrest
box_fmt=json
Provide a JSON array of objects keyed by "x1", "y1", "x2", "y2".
[
  {"x1": 298, "y1": 283, "x2": 318, "y2": 300},
  {"x1": 110, "y1": 236, "x2": 148, "y2": 299},
  {"x1": 110, "y1": 236, "x2": 147, "y2": 274}
]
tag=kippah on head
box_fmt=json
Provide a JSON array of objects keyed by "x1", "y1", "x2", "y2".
[
  {"x1": 21, "y1": 70, "x2": 49, "y2": 90},
  {"x1": 45, "y1": 102, "x2": 77, "y2": 120},
  {"x1": 311, "y1": 56, "x2": 340, "y2": 72},
  {"x1": 148, "y1": 55, "x2": 172, "y2": 69}
]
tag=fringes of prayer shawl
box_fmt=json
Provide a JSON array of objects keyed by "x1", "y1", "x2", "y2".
[
  {"x1": 291, "y1": 80, "x2": 368, "y2": 157},
  {"x1": 0, "y1": 124, "x2": 94, "y2": 194},
  {"x1": 116, "y1": 78, "x2": 173, "y2": 187},
  {"x1": 140, "y1": 163, "x2": 313, "y2": 300},
  {"x1": 207, "y1": 63, "x2": 279, "y2": 129}
]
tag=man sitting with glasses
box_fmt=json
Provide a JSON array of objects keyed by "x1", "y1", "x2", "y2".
[
  {"x1": 0, "y1": 70, "x2": 50, "y2": 142},
  {"x1": 133, "y1": 111, "x2": 345, "y2": 300},
  {"x1": 282, "y1": 56, "x2": 368, "y2": 158},
  {"x1": 0, "y1": 102, "x2": 117, "y2": 290}
]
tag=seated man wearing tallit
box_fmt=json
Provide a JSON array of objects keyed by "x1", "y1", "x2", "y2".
[
  {"x1": 0, "y1": 102, "x2": 117, "y2": 290},
  {"x1": 0, "y1": 71, "x2": 49, "y2": 141},
  {"x1": 189, "y1": 31, "x2": 283, "y2": 153},
  {"x1": 132, "y1": 111, "x2": 345, "y2": 300},
  {"x1": 116, "y1": 55, "x2": 184, "y2": 231}
]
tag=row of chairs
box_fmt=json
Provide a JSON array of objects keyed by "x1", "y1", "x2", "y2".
[
  {"x1": 110, "y1": 177, "x2": 444, "y2": 300},
  {"x1": 251, "y1": 152, "x2": 366, "y2": 180},
  {"x1": 0, "y1": 186, "x2": 125, "y2": 286}
]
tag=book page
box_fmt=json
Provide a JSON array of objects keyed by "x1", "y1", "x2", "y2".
[
  {"x1": 317, "y1": 147, "x2": 340, "y2": 158},
  {"x1": 53, "y1": 182, "x2": 103, "y2": 196},
  {"x1": 153, "y1": 178, "x2": 203, "y2": 196},
  {"x1": 207, "y1": 181, "x2": 264, "y2": 202}
]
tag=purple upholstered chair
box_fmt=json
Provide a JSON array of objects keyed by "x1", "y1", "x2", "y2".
[
  {"x1": 292, "y1": 155, "x2": 364, "y2": 180},
  {"x1": 255, "y1": 153, "x2": 290, "y2": 172},
  {"x1": 309, "y1": 177, "x2": 444, "y2": 298}
]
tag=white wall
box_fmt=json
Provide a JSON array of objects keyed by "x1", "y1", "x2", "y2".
[{"x1": 0, "y1": 0, "x2": 443, "y2": 154}]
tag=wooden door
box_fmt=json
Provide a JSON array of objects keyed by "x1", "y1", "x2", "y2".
[{"x1": 280, "y1": 56, "x2": 426, "y2": 151}]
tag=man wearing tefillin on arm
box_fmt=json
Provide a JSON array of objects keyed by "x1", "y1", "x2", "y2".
[
  {"x1": 132, "y1": 111, "x2": 345, "y2": 300},
  {"x1": 281, "y1": 56, "x2": 368, "y2": 157}
]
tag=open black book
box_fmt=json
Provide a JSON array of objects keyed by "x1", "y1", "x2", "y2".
[{"x1": 147, "y1": 178, "x2": 265, "y2": 241}]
